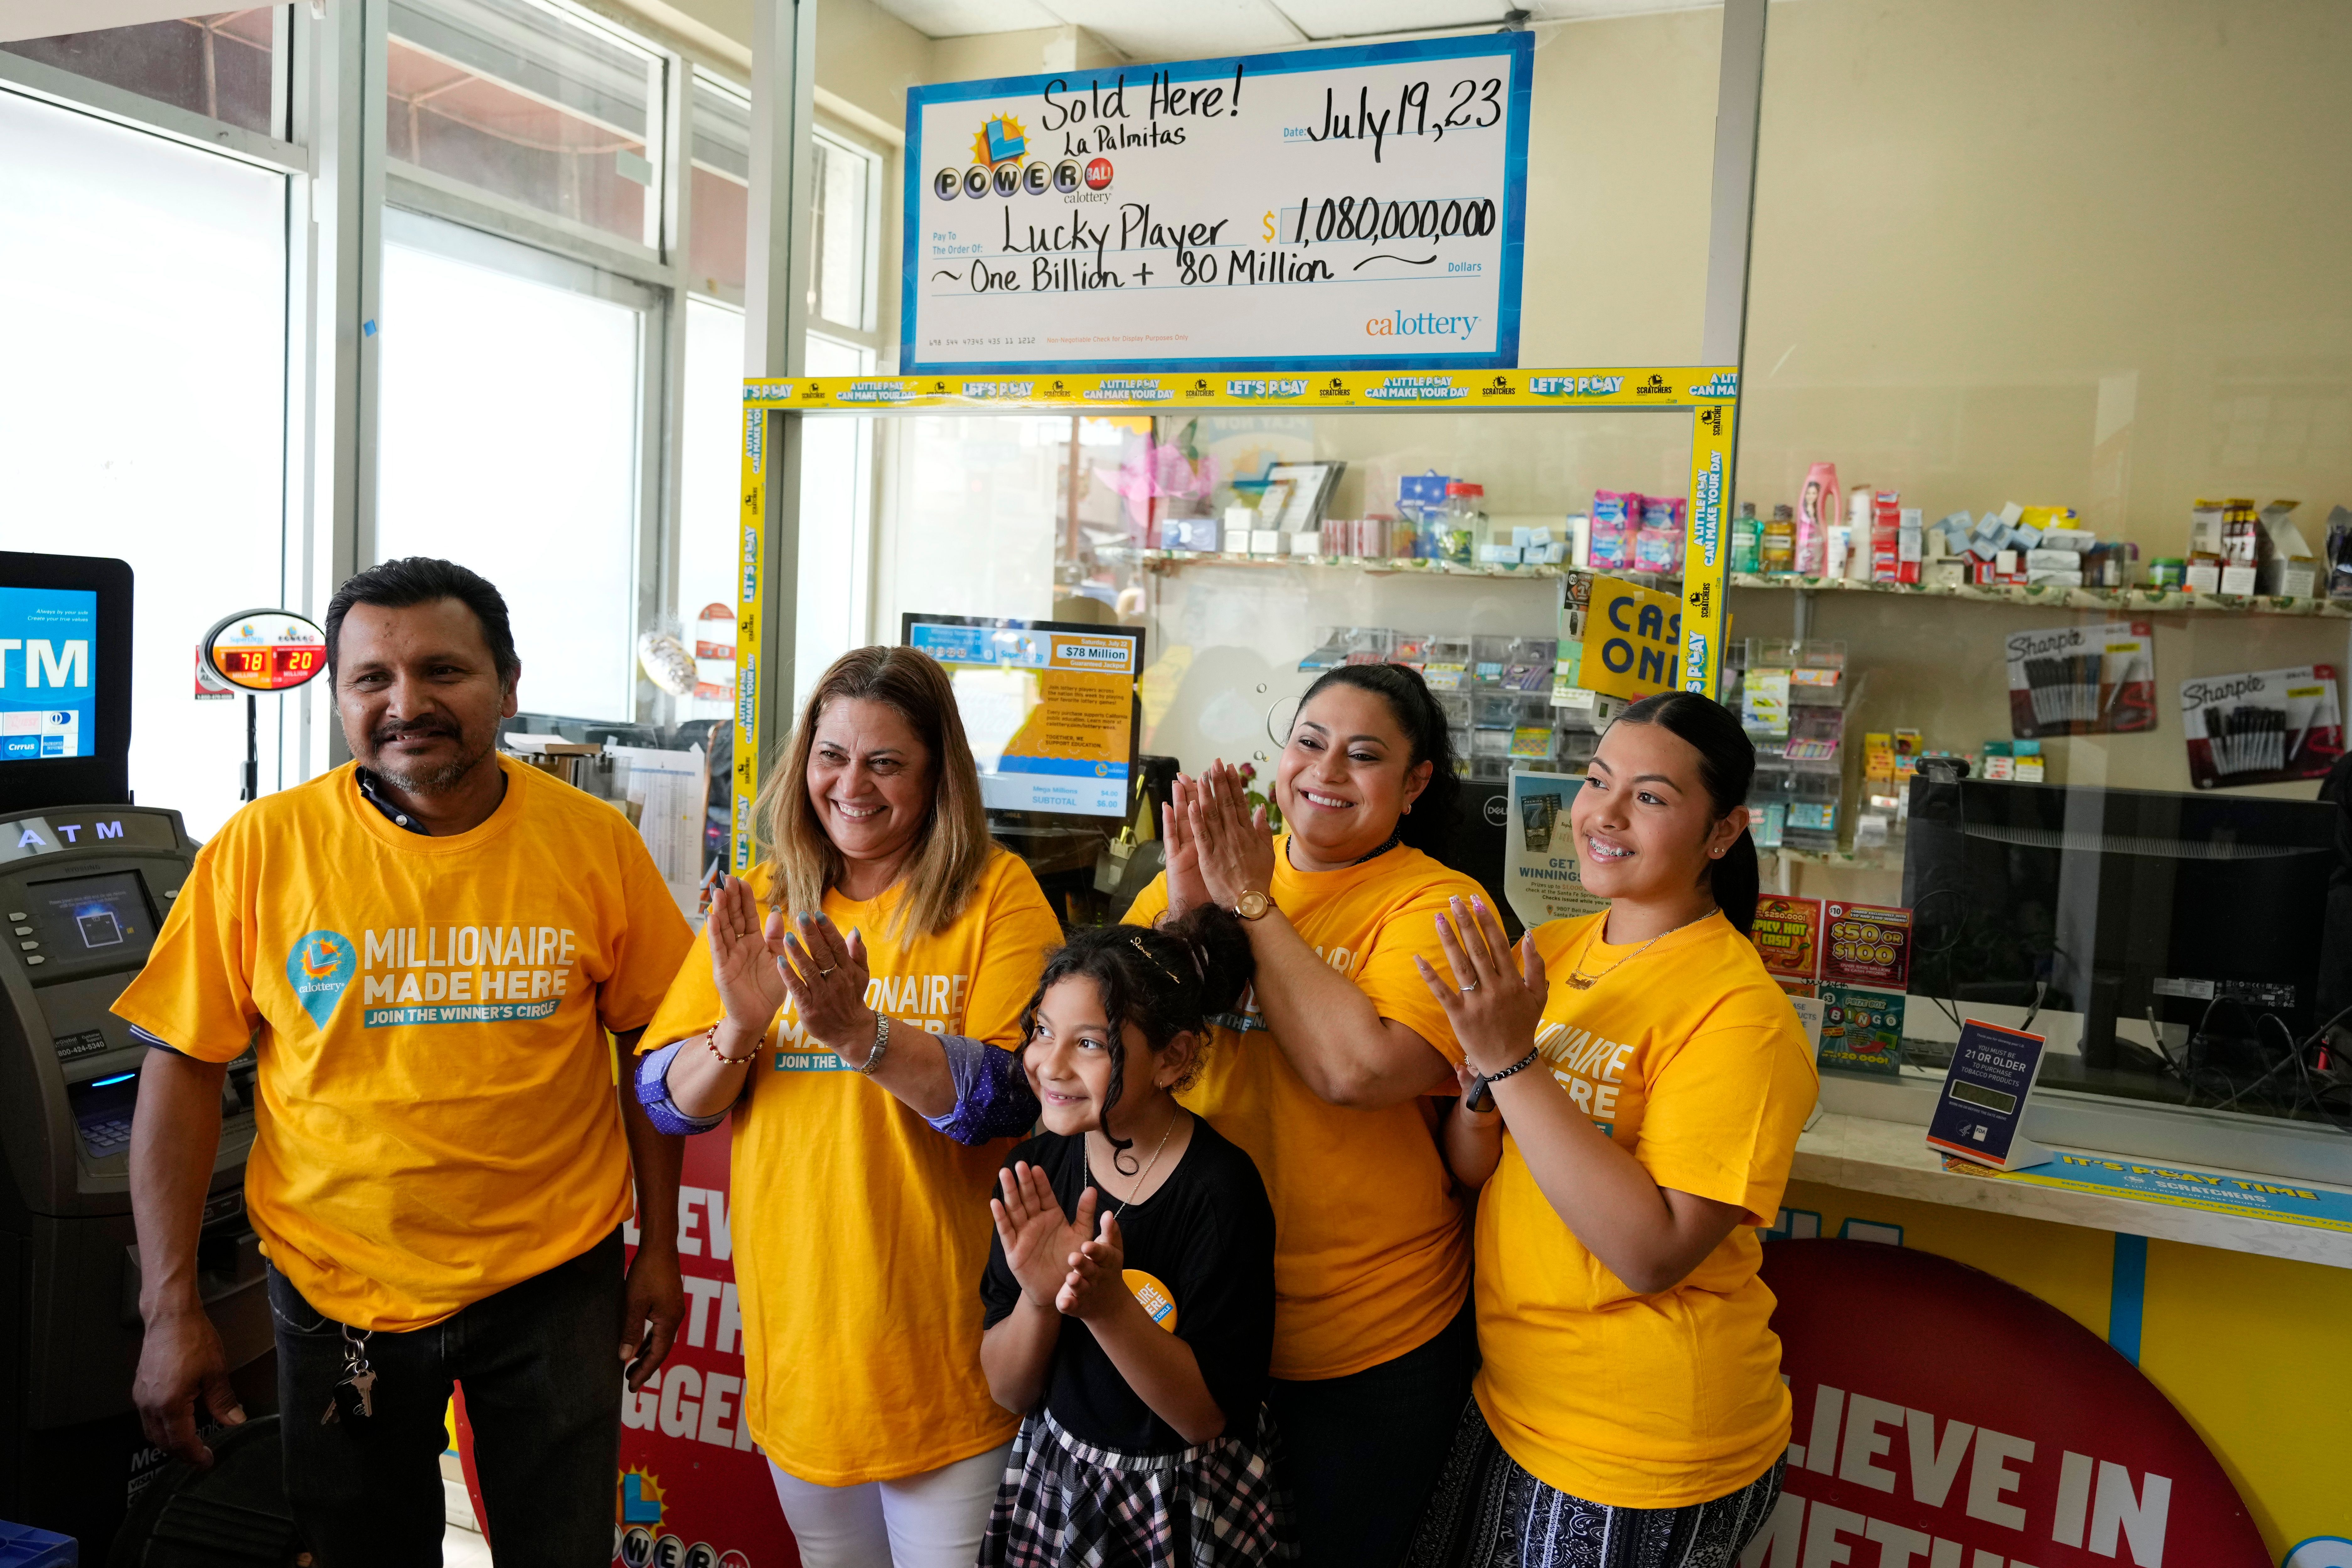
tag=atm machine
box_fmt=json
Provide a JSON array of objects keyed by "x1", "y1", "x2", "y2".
[{"x1": 0, "y1": 551, "x2": 273, "y2": 1556}]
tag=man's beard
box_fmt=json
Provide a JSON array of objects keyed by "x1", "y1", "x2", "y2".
[{"x1": 369, "y1": 721, "x2": 494, "y2": 795}]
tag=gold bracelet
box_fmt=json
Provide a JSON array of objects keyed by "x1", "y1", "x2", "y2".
[{"x1": 703, "y1": 1021, "x2": 759, "y2": 1065}]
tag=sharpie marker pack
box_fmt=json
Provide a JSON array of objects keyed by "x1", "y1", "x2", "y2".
[{"x1": 2179, "y1": 664, "x2": 2343, "y2": 788}]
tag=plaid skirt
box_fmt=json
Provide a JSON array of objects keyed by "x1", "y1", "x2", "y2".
[
  {"x1": 1405, "y1": 1399, "x2": 1786, "y2": 1568},
  {"x1": 977, "y1": 1405, "x2": 1299, "y2": 1568}
]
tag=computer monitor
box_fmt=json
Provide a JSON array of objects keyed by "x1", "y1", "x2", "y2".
[
  {"x1": 0, "y1": 552, "x2": 132, "y2": 809},
  {"x1": 1902, "y1": 775, "x2": 2334, "y2": 1073},
  {"x1": 902, "y1": 614, "x2": 1145, "y2": 829}
]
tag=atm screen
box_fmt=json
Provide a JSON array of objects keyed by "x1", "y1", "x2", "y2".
[
  {"x1": 0, "y1": 585, "x2": 97, "y2": 760},
  {"x1": 23, "y1": 870, "x2": 157, "y2": 974}
]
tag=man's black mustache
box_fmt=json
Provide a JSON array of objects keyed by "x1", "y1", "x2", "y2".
[{"x1": 372, "y1": 720, "x2": 459, "y2": 744}]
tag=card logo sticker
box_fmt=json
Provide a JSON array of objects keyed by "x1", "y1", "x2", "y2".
[{"x1": 286, "y1": 930, "x2": 356, "y2": 1028}]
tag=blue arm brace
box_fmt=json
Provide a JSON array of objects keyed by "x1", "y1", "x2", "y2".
[{"x1": 923, "y1": 1032, "x2": 1039, "y2": 1145}]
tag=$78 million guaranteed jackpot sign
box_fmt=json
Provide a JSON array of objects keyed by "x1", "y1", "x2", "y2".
[{"x1": 903, "y1": 33, "x2": 1531, "y2": 373}]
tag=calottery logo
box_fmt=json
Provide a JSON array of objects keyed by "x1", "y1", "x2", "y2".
[
  {"x1": 285, "y1": 930, "x2": 356, "y2": 1028},
  {"x1": 1632, "y1": 372, "x2": 1674, "y2": 397}
]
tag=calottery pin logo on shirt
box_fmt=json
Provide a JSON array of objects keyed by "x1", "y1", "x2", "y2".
[
  {"x1": 285, "y1": 930, "x2": 357, "y2": 1028},
  {"x1": 1124, "y1": 1269, "x2": 1178, "y2": 1333}
]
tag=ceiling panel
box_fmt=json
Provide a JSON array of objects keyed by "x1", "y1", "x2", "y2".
[
  {"x1": 1264, "y1": 0, "x2": 1520, "y2": 41},
  {"x1": 864, "y1": 0, "x2": 1714, "y2": 52},
  {"x1": 1044, "y1": 0, "x2": 1307, "y2": 60},
  {"x1": 864, "y1": 0, "x2": 1065, "y2": 40}
]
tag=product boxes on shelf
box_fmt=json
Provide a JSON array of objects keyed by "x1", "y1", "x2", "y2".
[
  {"x1": 1160, "y1": 516, "x2": 1220, "y2": 552},
  {"x1": 2004, "y1": 621, "x2": 2155, "y2": 737},
  {"x1": 1817, "y1": 982, "x2": 1907, "y2": 1076},
  {"x1": 2179, "y1": 663, "x2": 2344, "y2": 788}
]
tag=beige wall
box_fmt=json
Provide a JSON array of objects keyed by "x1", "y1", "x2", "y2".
[{"x1": 1739, "y1": 0, "x2": 2352, "y2": 556}]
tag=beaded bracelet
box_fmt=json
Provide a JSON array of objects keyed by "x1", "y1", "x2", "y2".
[
  {"x1": 1464, "y1": 1045, "x2": 1542, "y2": 1113},
  {"x1": 703, "y1": 1021, "x2": 759, "y2": 1065}
]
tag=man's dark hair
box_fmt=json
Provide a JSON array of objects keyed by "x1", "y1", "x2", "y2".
[{"x1": 324, "y1": 556, "x2": 521, "y2": 687}]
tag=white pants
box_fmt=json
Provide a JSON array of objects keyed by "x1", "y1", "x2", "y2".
[{"x1": 768, "y1": 1442, "x2": 1012, "y2": 1568}]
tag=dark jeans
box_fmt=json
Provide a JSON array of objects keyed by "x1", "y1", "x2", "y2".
[
  {"x1": 1265, "y1": 1295, "x2": 1480, "y2": 1568},
  {"x1": 267, "y1": 1229, "x2": 625, "y2": 1568}
]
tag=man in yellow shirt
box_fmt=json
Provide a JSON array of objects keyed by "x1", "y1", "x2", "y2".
[{"x1": 117, "y1": 558, "x2": 696, "y2": 1567}]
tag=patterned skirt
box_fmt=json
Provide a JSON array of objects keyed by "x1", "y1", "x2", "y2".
[
  {"x1": 978, "y1": 1405, "x2": 1299, "y2": 1568},
  {"x1": 1405, "y1": 1399, "x2": 1786, "y2": 1568}
]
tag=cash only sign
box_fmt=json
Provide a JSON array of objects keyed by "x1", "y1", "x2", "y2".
[{"x1": 903, "y1": 34, "x2": 1532, "y2": 373}]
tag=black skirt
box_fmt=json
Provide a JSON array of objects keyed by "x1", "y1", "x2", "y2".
[
  {"x1": 978, "y1": 1405, "x2": 1298, "y2": 1568},
  {"x1": 1406, "y1": 1399, "x2": 1786, "y2": 1568}
]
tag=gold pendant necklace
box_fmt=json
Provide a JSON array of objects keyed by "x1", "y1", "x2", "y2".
[{"x1": 1565, "y1": 909, "x2": 1716, "y2": 989}]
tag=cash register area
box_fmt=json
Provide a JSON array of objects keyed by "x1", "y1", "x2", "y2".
[{"x1": 5, "y1": 1, "x2": 2352, "y2": 1565}]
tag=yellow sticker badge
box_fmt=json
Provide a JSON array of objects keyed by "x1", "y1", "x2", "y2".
[{"x1": 1124, "y1": 1269, "x2": 1178, "y2": 1333}]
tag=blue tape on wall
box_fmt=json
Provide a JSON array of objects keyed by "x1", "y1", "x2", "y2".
[{"x1": 2109, "y1": 1231, "x2": 2148, "y2": 1365}]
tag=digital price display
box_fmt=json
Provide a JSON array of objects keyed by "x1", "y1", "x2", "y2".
[{"x1": 202, "y1": 609, "x2": 328, "y2": 693}]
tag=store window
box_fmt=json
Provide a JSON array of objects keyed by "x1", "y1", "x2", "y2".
[
  {"x1": 387, "y1": 0, "x2": 664, "y2": 249},
  {"x1": 687, "y1": 70, "x2": 748, "y2": 301},
  {"x1": 375, "y1": 211, "x2": 649, "y2": 722},
  {"x1": 1, "y1": 9, "x2": 276, "y2": 135},
  {"x1": 679, "y1": 110, "x2": 883, "y2": 716},
  {"x1": 809, "y1": 133, "x2": 873, "y2": 337},
  {"x1": 0, "y1": 86, "x2": 288, "y2": 839}
]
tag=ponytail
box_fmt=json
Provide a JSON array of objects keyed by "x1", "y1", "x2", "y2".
[
  {"x1": 1713, "y1": 828, "x2": 1761, "y2": 937},
  {"x1": 1612, "y1": 691, "x2": 1760, "y2": 935},
  {"x1": 1017, "y1": 905, "x2": 1256, "y2": 1169}
]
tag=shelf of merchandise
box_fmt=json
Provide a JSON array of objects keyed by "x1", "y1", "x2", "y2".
[
  {"x1": 1726, "y1": 572, "x2": 2352, "y2": 620},
  {"x1": 1103, "y1": 549, "x2": 2352, "y2": 618}
]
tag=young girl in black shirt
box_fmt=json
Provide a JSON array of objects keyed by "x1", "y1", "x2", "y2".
[{"x1": 978, "y1": 906, "x2": 1293, "y2": 1567}]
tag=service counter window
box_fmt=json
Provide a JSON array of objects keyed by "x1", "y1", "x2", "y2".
[{"x1": 1725, "y1": 0, "x2": 2352, "y2": 1173}]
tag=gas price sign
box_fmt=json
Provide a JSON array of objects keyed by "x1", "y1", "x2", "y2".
[{"x1": 202, "y1": 610, "x2": 328, "y2": 693}]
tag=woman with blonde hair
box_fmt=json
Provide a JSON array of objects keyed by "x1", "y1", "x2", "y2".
[{"x1": 635, "y1": 645, "x2": 1063, "y2": 1567}]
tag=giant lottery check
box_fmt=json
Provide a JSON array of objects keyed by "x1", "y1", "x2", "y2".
[{"x1": 904, "y1": 33, "x2": 1531, "y2": 374}]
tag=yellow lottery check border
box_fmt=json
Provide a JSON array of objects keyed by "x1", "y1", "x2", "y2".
[{"x1": 735, "y1": 366, "x2": 1739, "y2": 874}]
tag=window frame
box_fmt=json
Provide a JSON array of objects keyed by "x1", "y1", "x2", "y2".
[{"x1": 0, "y1": 9, "x2": 313, "y2": 806}]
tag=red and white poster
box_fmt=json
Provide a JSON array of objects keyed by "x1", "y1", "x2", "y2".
[
  {"x1": 1752, "y1": 1240, "x2": 2268, "y2": 1568},
  {"x1": 616, "y1": 1126, "x2": 800, "y2": 1568}
]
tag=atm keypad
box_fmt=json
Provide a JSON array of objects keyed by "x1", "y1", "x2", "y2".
[{"x1": 80, "y1": 1118, "x2": 133, "y2": 1159}]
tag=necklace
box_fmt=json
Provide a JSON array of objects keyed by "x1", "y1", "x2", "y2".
[
  {"x1": 1565, "y1": 908, "x2": 1717, "y2": 990},
  {"x1": 1284, "y1": 826, "x2": 1403, "y2": 874},
  {"x1": 1084, "y1": 1105, "x2": 1180, "y2": 1220}
]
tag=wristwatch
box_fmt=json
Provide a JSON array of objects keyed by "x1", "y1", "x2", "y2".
[{"x1": 1233, "y1": 889, "x2": 1272, "y2": 921}]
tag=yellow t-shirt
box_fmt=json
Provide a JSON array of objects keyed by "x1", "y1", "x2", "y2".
[
  {"x1": 111, "y1": 758, "x2": 695, "y2": 1331},
  {"x1": 1472, "y1": 910, "x2": 1819, "y2": 1509},
  {"x1": 639, "y1": 847, "x2": 1061, "y2": 1486},
  {"x1": 1124, "y1": 838, "x2": 1479, "y2": 1380}
]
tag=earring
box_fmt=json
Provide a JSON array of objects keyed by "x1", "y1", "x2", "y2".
[
  {"x1": 1403, "y1": 802, "x2": 1412, "y2": 815},
  {"x1": 1710, "y1": 847, "x2": 1724, "y2": 858}
]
